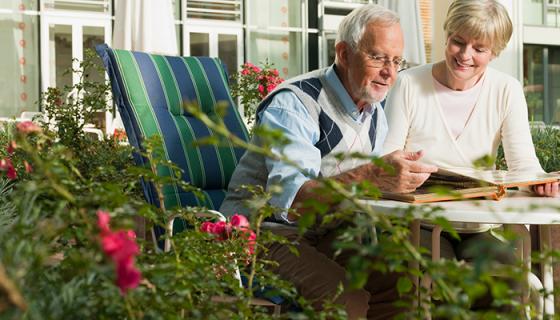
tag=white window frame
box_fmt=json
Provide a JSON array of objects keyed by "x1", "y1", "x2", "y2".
[
  {"x1": 40, "y1": 12, "x2": 111, "y2": 92},
  {"x1": 40, "y1": 11, "x2": 112, "y2": 132},
  {"x1": 183, "y1": 22, "x2": 244, "y2": 70}
]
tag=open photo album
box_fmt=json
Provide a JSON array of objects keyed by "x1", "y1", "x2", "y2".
[{"x1": 380, "y1": 168, "x2": 560, "y2": 203}]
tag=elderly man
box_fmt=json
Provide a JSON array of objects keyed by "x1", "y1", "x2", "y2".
[{"x1": 221, "y1": 4, "x2": 437, "y2": 319}]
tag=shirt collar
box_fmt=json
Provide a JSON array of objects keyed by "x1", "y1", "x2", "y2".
[{"x1": 325, "y1": 64, "x2": 378, "y2": 122}]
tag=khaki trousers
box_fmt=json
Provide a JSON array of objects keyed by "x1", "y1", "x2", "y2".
[{"x1": 265, "y1": 224, "x2": 405, "y2": 320}]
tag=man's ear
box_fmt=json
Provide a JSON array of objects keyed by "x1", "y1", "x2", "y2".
[{"x1": 335, "y1": 42, "x2": 350, "y2": 68}]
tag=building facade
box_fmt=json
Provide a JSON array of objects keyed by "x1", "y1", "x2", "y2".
[{"x1": 1, "y1": 0, "x2": 558, "y2": 127}]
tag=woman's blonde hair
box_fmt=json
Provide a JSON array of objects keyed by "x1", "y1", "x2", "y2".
[{"x1": 444, "y1": 0, "x2": 512, "y2": 55}]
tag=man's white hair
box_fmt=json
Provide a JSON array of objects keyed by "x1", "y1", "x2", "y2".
[{"x1": 335, "y1": 4, "x2": 399, "y2": 50}]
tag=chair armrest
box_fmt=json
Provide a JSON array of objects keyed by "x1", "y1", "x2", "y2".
[
  {"x1": 162, "y1": 209, "x2": 243, "y2": 287},
  {"x1": 163, "y1": 209, "x2": 227, "y2": 251}
]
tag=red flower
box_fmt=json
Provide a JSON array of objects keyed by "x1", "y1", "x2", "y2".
[
  {"x1": 246, "y1": 230, "x2": 257, "y2": 255},
  {"x1": 101, "y1": 231, "x2": 139, "y2": 261},
  {"x1": 6, "y1": 141, "x2": 16, "y2": 155},
  {"x1": 97, "y1": 210, "x2": 111, "y2": 234},
  {"x1": 116, "y1": 257, "x2": 142, "y2": 294},
  {"x1": 0, "y1": 158, "x2": 17, "y2": 180},
  {"x1": 23, "y1": 160, "x2": 32, "y2": 173},
  {"x1": 230, "y1": 214, "x2": 249, "y2": 228},
  {"x1": 112, "y1": 129, "x2": 127, "y2": 142},
  {"x1": 96, "y1": 211, "x2": 141, "y2": 294},
  {"x1": 200, "y1": 221, "x2": 214, "y2": 233},
  {"x1": 199, "y1": 214, "x2": 257, "y2": 256},
  {"x1": 16, "y1": 121, "x2": 41, "y2": 134}
]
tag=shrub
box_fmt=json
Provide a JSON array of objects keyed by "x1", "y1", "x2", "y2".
[
  {"x1": 229, "y1": 61, "x2": 283, "y2": 128},
  {"x1": 496, "y1": 125, "x2": 560, "y2": 172}
]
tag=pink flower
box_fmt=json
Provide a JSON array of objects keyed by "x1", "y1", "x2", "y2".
[
  {"x1": 0, "y1": 158, "x2": 17, "y2": 180},
  {"x1": 6, "y1": 166, "x2": 16, "y2": 180},
  {"x1": 212, "y1": 221, "x2": 232, "y2": 239},
  {"x1": 101, "y1": 231, "x2": 139, "y2": 261},
  {"x1": 126, "y1": 230, "x2": 136, "y2": 239},
  {"x1": 230, "y1": 214, "x2": 249, "y2": 228},
  {"x1": 247, "y1": 230, "x2": 257, "y2": 255},
  {"x1": 16, "y1": 121, "x2": 41, "y2": 134},
  {"x1": 97, "y1": 210, "x2": 111, "y2": 234},
  {"x1": 23, "y1": 160, "x2": 32, "y2": 173},
  {"x1": 199, "y1": 214, "x2": 257, "y2": 257},
  {"x1": 6, "y1": 141, "x2": 16, "y2": 155},
  {"x1": 241, "y1": 69, "x2": 250, "y2": 76},
  {"x1": 97, "y1": 211, "x2": 141, "y2": 295},
  {"x1": 200, "y1": 221, "x2": 214, "y2": 233},
  {"x1": 116, "y1": 257, "x2": 141, "y2": 294}
]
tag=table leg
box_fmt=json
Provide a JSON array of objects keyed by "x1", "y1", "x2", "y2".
[
  {"x1": 539, "y1": 225, "x2": 554, "y2": 316},
  {"x1": 507, "y1": 224, "x2": 532, "y2": 316},
  {"x1": 415, "y1": 225, "x2": 442, "y2": 320}
]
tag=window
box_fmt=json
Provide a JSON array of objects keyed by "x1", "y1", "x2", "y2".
[
  {"x1": 40, "y1": 12, "x2": 112, "y2": 91},
  {"x1": 179, "y1": 0, "x2": 244, "y2": 78},
  {"x1": 318, "y1": 0, "x2": 377, "y2": 67},
  {"x1": 523, "y1": 0, "x2": 560, "y2": 27},
  {"x1": 39, "y1": 1, "x2": 112, "y2": 130},
  {"x1": 245, "y1": 0, "x2": 306, "y2": 78},
  {"x1": 0, "y1": 1, "x2": 40, "y2": 117},
  {"x1": 524, "y1": 44, "x2": 560, "y2": 124}
]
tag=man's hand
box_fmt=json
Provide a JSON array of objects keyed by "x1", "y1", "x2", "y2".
[
  {"x1": 291, "y1": 150, "x2": 437, "y2": 220},
  {"x1": 372, "y1": 150, "x2": 438, "y2": 193},
  {"x1": 532, "y1": 182, "x2": 560, "y2": 198}
]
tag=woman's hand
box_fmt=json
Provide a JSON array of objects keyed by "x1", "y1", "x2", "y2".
[{"x1": 532, "y1": 182, "x2": 560, "y2": 197}]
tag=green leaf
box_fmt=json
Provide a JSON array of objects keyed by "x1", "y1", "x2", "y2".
[
  {"x1": 396, "y1": 277, "x2": 413, "y2": 294},
  {"x1": 298, "y1": 212, "x2": 316, "y2": 232}
]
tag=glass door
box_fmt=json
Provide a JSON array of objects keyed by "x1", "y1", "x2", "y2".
[
  {"x1": 40, "y1": 14, "x2": 111, "y2": 131},
  {"x1": 184, "y1": 26, "x2": 243, "y2": 79}
]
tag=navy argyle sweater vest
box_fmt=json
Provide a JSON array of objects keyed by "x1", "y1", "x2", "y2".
[{"x1": 220, "y1": 67, "x2": 378, "y2": 217}]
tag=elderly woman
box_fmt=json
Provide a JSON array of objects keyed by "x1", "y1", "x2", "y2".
[
  {"x1": 384, "y1": 0, "x2": 558, "y2": 196},
  {"x1": 383, "y1": 0, "x2": 557, "y2": 310}
]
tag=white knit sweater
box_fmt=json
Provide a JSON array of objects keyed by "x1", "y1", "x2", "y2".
[
  {"x1": 383, "y1": 64, "x2": 542, "y2": 173},
  {"x1": 383, "y1": 64, "x2": 543, "y2": 233}
]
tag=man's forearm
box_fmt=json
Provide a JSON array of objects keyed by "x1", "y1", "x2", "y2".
[{"x1": 288, "y1": 163, "x2": 379, "y2": 221}]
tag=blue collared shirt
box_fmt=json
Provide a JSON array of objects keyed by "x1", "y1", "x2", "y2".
[{"x1": 258, "y1": 65, "x2": 388, "y2": 222}]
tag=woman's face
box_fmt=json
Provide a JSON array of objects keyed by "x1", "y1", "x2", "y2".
[{"x1": 444, "y1": 33, "x2": 495, "y2": 89}]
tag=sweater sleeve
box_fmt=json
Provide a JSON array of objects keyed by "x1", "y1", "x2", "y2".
[
  {"x1": 500, "y1": 78, "x2": 543, "y2": 172},
  {"x1": 383, "y1": 73, "x2": 411, "y2": 155}
]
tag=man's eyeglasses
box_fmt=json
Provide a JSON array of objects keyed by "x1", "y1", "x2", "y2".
[{"x1": 361, "y1": 51, "x2": 407, "y2": 71}]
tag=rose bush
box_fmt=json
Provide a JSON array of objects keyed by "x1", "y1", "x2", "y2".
[{"x1": 230, "y1": 61, "x2": 284, "y2": 128}]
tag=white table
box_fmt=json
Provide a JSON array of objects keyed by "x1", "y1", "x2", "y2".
[{"x1": 359, "y1": 190, "x2": 560, "y2": 316}]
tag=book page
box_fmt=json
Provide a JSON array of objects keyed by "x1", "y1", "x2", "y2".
[{"x1": 434, "y1": 168, "x2": 560, "y2": 187}]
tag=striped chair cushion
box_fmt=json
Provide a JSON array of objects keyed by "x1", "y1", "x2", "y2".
[{"x1": 96, "y1": 44, "x2": 248, "y2": 234}]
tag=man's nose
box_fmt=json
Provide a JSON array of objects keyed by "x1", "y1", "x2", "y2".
[{"x1": 379, "y1": 65, "x2": 395, "y2": 79}]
